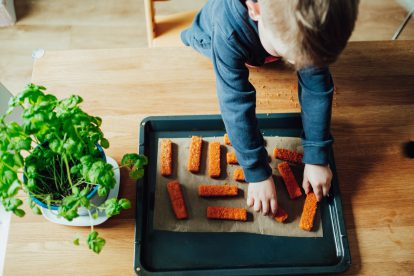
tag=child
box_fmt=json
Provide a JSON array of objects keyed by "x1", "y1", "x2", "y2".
[{"x1": 181, "y1": 0, "x2": 359, "y2": 216}]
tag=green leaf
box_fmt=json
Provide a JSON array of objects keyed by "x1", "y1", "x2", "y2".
[
  {"x1": 49, "y1": 138, "x2": 63, "y2": 153},
  {"x1": 6, "y1": 122, "x2": 22, "y2": 136},
  {"x1": 7, "y1": 180, "x2": 21, "y2": 197},
  {"x1": 3, "y1": 198, "x2": 23, "y2": 212},
  {"x1": 139, "y1": 155, "x2": 149, "y2": 166},
  {"x1": 31, "y1": 205, "x2": 42, "y2": 215},
  {"x1": 13, "y1": 153, "x2": 24, "y2": 167},
  {"x1": 27, "y1": 178, "x2": 36, "y2": 189},
  {"x1": 87, "y1": 230, "x2": 105, "y2": 254},
  {"x1": 79, "y1": 189, "x2": 89, "y2": 197},
  {"x1": 70, "y1": 164, "x2": 81, "y2": 175},
  {"x1": 88, "y1": 230, "x2": 97, "y2": 240},
  {"x1": 129, "y1": 167, "x2": 144, "y2": 180},
  {"x1": 58, "y1": 204, "x2": 79, "y2": 221},
  {"x1": 119, "y1": 198, "x2": 131, "y2": 210},
  {"x1": 92, "y1": 212, "x2": 99, "y2": 219},
  {"x1": 80, "y1": 197, "x2": 90, "y2": 208},
  {"x1": 27, "y1": 196, "x2": 35, "y2": 208},
  {"x1": 59, "y1": 95, "x2": 83, "y2": 110},
  {"x1": 104, "y1": 198, "x2": 121, "y2": 217},
  {"x1": 8, "y1": 95, "x2": 19, "y2": 108},
  {"x1": 98, "y1": 171, "x2": 115, "y2": 189},
  {"x1": 2, "y1": 153, "x2": 15, "y2": 168},
  {"x1": 3, "y1": 170, "x2": 17, "y2": 185},
  {"x1": 104, "y1": 198, "x2": 130, "y2": 217},
  {"x1": 80, "y1": 155, "x2": 93, "y2": 166},
  {"x1": 63, "y1": 137, "x2": 77, "y2": 153},
  {"x1": 121, "y1": 153, "x2": 139, "y2": 167},
  {"x1": 100, "y1": 138, "x2": 109, "y2": 149},
  {"x1": 72, "y1": 186, "x2": 80, "y2": 195},
  {"x1": 10, "y1": 137, "x2": 31, "y2": 151},
  {"x1": 14, "y1": 208, "x2": 25, "y2": 217},
  {"x1": 73, "y1": 238, "x2": 80, "y2": 246},
  {"x1": 121, "y1": 154, "x2": 147, "y2": 180},
  {"x1": 16, "y1": 84, "x2": 44, "y2": 105},
  {"x1": 15, "y1": 198, "x2": 23, "y2": 208},
  {"x1": 45, "y1": 195, "x2": 52, "y2": 209},
  {"x1": 98, "y1": 186, "x2": 108, "y2": 197},
  {"x1": 93, "y1": 116, "x2": 102, "y2": 127}
]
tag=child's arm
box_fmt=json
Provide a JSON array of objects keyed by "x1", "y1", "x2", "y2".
[
  {"x1": 211, "y1": 26, "x2": 272, "y2": 184},
  {"x1": 211, "y1": 27, "x2": 276, "y2": 215},
  {"x1": 297, "y1": 67, "x2": 334, "y2": 200}
]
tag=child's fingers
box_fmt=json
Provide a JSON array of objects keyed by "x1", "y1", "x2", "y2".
[
  {"x1": 262, "y1": 200, "x2": 269, "y2": 215},
  {"x1": 313, "y1": 185, "x2": 323, "y2": 202},
  {"x1": 270, "y1": 199, "x2": 278, "y2": 215},
  {"x1": 322, "y1": 184, "x2": 329, "y2": 197},
  {"x1": 302, "y1": 178, "x2": 311, "y2": 194},
  {"x1": 247, "y1": 196, "x2": 254, "y2": 207},
  {"x1": 247, "y1": 185, "x2": 253, "y2": 207},
  {"x1": 254, "y1": 199, "x2": 262, "y2": 212}
]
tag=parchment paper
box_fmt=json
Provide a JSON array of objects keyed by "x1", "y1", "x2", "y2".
[{"x1": 153, "y1": 136, "x2": 323, "y2": 238}]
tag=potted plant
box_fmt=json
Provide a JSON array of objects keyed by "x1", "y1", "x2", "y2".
[{"x1": 0, "y1": 84, "x2": 147, "y2": 253}]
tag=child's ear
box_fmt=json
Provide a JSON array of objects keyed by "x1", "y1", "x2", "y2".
[{"x1": 246, "y1": 0, "x2": 261, "y2": 21}]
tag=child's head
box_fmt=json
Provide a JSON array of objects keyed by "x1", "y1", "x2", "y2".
[{"x1": 246, "y1": 0, "x2": 359, "y2": 69}]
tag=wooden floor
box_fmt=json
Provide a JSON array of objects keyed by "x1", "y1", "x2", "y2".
[{"x1": 0, "y1": 0, "x2": 413, "y2": 94}]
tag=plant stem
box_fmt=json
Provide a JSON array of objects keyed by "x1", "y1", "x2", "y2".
[
  {"x1": 58, "y1": 155, "x2": 64, "y2": 189},
  {"x1": 72, "y1": 180, "x2": 98, "y2": 188},
  {"x1": 87, "y1": 209, "x2": 94, "y2": 232},
  {"x1": 0, "y1": 160, "x2": 19, "y2": 173},
  {"x1": 36, "y1": 174, "x2": 56, "y2": 181},
  {"x1": 52, "y1": 155, "x2": 60, "y2": 193},
  {"x1": 63, "y1": 154, "x2": 73, "y2": 187}
]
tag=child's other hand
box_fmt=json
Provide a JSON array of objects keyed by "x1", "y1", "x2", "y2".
[
  {"x1": 247, "y1": 176, "x2": 277, "y2": 216},
  {"x1": 303, "y1": 164, "x2": 332, "y2": 201}
]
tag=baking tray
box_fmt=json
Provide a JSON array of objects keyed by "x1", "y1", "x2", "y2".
[{"x1": 134, "y1": 114, "x2": 350, "y2": 275}]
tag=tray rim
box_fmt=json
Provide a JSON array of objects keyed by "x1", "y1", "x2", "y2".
[{"x1": 133, "y1": 113, "x2": 351, "y2": 275}]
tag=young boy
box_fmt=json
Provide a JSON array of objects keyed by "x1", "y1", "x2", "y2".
[{"x1": 181, "y1": 0, "x2": 359, "y2": 216}]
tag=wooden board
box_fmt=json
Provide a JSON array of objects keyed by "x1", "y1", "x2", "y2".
[{"x1": 4, "y1": 41, "x2": 414, "y2": 276}]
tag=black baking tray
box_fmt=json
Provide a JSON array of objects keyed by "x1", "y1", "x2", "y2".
[{"x1": 134, "y1": 114, "x2": 350, "y2": 275}]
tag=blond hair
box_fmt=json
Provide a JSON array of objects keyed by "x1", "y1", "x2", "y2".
[{"x1": 259, "y1": 0, "x2": 359, "y2": 69}]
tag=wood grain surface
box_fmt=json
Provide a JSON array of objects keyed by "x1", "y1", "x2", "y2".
[
  {"x1": 1, "y1": 0, "x2": 413, "y2": 94},
  {"x1": 4, "y1": 41, "x2": 414, "y2": 276}
]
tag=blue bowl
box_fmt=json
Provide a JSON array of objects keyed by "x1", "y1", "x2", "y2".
[{"x1": 28, "y1": 143, "x2": 106, "y2": 211}]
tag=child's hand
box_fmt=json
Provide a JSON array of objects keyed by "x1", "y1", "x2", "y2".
[
  {"x1": 247, "y1": 176, "x2": 278, "y2": 216},
  {"x1": 302, "y1": 164, "x2": 332, "y2": 201}
]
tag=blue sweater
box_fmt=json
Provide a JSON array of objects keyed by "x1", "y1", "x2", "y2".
[{"x1": 181, "y1": 0, "x2": 334, "y2": 182}]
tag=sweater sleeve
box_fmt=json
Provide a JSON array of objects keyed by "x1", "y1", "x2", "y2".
[
  {"x1": 297, "y1": 66, "x2": 334, "y2": 165},
  {"x1": 211, "y1": 27, "x2": 272, "y2": 182}
]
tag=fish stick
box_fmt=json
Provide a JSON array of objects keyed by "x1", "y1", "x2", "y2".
[
  {"x1": 224, "y1": 133, "x2": 232, "y2": 146},
  {"x1": 300, "y1": 192, "x2": 317, "y2": 231},
  {"x1": 198, "y1": 185, "x2": 238, "y2": 197},
  {"x1": 274, "y1": 207, "x2": 288, "y2": 223},
  {"x1": 207, "y1": 206, "x2": 247, "y2": 221},
  {"x1": 208, "y1": 142, "x2": 221, "y2": 177},
  {"x1": 160, "y1": 139, "x2": 172, "y2": 176},
  {"x1": 167, "y1": 180, "x2": 188, "y2": 219},
  {"x1": 233, "y1": 168, "x2": 245, "y2": 182},
  {"x1": 277, "y1": 162, "x2": 302, "y2": 199},
  {"x1": 226, "y1": 152, "x2": 238, "y2": 164},
  {"x1": 187, "y1": 136, "x2": 203, "y2": 173},
  {"x1": 274, "y1": 148, "x2": 303, "y2": 164}
]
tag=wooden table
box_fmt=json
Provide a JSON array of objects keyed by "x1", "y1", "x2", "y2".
[{"x1": 4, "y1": 41, "x2": 414, "y2": 276}]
